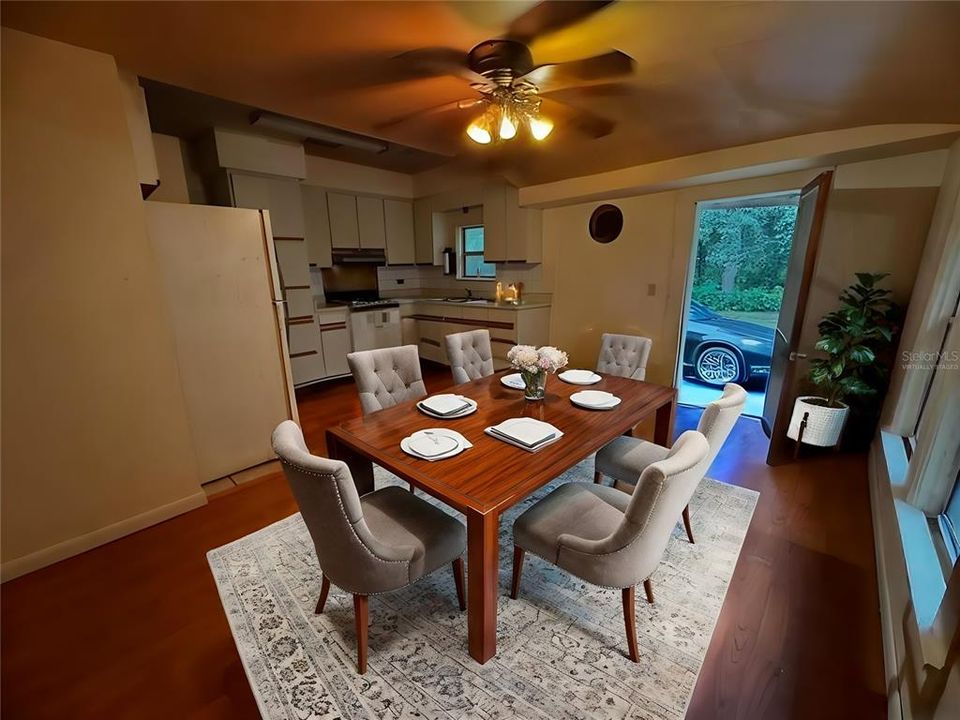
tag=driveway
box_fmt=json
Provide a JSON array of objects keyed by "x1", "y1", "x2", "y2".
[{"x1": 678, "y1": 377, "x2": 766, "y2": 417}]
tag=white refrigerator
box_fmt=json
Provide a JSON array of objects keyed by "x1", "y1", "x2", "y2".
[{"x1": 145, "y1": 202, "x2": 298, "y2": 484}]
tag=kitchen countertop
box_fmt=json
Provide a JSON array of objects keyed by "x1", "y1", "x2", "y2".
[{"x1": 392, "y1": 297, "x2": 551, "y2": 310}]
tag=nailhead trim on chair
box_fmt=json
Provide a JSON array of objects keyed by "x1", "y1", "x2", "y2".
[{"x1": 278, "y1": 458, "x2": 412, "y2": 587}]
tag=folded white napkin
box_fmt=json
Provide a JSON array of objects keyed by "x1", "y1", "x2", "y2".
[
  {"x1": 419, "y1": 394, "x2": 472, "y2": 416},
  {"x1": 486, "y1": 418, "x2": 563, "y2": 451}
]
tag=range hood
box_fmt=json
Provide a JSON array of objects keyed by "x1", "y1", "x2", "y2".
[{"x1": 332, "y1": 248, "x2": 387, "y2": 265}]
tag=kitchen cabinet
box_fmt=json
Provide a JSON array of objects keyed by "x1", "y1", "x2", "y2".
[
  {"x1": 327, "y1": 192, "x2": 360, "y2": 248},
  {"x1": 287, "y1": 317, "x2": 326, "y2": 385},
  {"x1": 482, "y1": 181, "x2": 542, "y2": 263},
  {"x1": 357, "y1": 196, "x2": 386, "y2": 249},
  {"x1": 317, "y1": 308, "x2": 351, "y2": 377},
  {"x1": 413, "y1": 198, "x2": 435, "y2": 265},
  {"x1": 231, "y1": 173, "x2": 305, "y2": 239},
  {"x1": 301, "y1": 185, "x2": 333, "y2": 267},
  {"x1": 273, "y1": 238, "x2": 311, "y2": 288},
  {"x1": 384, "y1": 198, "x2": 416, "y2": 264}
]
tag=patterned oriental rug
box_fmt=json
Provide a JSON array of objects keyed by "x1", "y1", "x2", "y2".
[{"x1": 209, "y1": 459, "x2": 758, "y2": 719}]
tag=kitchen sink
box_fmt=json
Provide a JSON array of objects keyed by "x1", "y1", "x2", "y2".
[{"x1": 442, "y1": 297, "x2": 469, "y2": 303}]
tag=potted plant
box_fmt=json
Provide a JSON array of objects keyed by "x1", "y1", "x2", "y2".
[
  {"x1": 507, "y1": 345, "x2": 569, "y2": 401},
  {"x1": 788, "y1": 272, "x2": 898, "y2": 447}
]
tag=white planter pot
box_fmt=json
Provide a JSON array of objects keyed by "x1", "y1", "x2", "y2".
[{"x1": 787, "y1": 396, "x2": 849, "y2": 447}]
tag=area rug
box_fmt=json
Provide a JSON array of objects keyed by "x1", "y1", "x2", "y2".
[{"x1": 208, "y1": 459, "x2": 758, "y2": 720}]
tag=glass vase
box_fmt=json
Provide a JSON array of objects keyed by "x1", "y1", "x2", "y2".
[{"x1": 521, "y1": 369, "x2": 547, "y2": 401}]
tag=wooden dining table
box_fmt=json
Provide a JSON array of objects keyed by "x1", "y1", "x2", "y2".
[{"x1": 325, "y1": 370, "x2": 677, "y2": 665}]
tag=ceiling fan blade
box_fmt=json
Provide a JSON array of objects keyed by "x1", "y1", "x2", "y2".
[
  {"x1": 375, "y1": 97, "x2": 486, "y2": 131},
  {"x1": 506, "y1": 1, "x2": 615, "y2": 44},
  {"x1": 520, "y1": 51, "x2": 634, "y2": 92},
  {"x1": 392, "y1": 47, "x2": 492, "y2": 87},
  {"x1": 541, "y1": 97, "x2": 615, "y2": 138}
]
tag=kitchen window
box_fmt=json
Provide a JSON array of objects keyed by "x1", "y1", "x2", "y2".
[{"x1": 458, "y1": 226, "x2": 496, "y2": 280}]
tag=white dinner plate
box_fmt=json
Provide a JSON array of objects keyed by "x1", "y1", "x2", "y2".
[
  {"x1": 417, "y1": 395, "x2": 477, "y2": 419},
  {"x1": 500, "y1": 373, "x2": 525, "y2": 390},
  {"x1": 570, "y1": 390, "x2": 621, "y2": 410},
  {"x1": 558, "y1": 369, "x2": 602, "y2": 385},
  {"x1": 401, "y1": 429, "x2": 472, "y2": 461}
]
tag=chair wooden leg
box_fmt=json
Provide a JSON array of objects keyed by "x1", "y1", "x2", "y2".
[
  {"x1": 510, "y1": 546, "x2": 525, "y2": 600},
  {"x1": 353, "y1": 594, "x2": 368, "y2": 674},
  {"x1": 622, "y1": 586, "x2": 639, "y2": 662},
  {"x1": 315, "y1": 575, "x2": 331, "y2": 614},
  {"x1": 643, "y1": 577, "x2": 654, "y2": 604},
  {"x1": 452, "y1": 557, "x2": 466, "y2": 611},
  {"x1": 682, "y1": 504, "x2": 695, "y2": 544},
  {"x1": 593, "y1": 470, "x2": 603, "y2": 484}
]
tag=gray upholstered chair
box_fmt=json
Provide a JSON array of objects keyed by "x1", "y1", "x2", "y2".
[
  {"x1": 511, "y1": 431, "x2": 710, "y2": 662},
  {"x1": 445, "y1": 329, "x2": 494, "y2": 385},
  {"x1": 272, "y1": 420, "x2": 466, "y2": 674},
  {"x1": 347, "y1": 345, "x2": 427, "y2": 416},
  {"x1": 594, "y1": 383, "x2": 747, "y2": 543},
  {"x1": 595, "y1": 333, "x2": 653, "y2": 380}
]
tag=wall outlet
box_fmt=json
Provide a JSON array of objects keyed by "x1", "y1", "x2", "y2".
[{"x1": 396, "y1": 278, "x2": 405, "y2": 285}]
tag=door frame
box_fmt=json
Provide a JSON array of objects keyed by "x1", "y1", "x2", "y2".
[{"x1": 674, "y1": 189, "x2": 804, "y2": 403}]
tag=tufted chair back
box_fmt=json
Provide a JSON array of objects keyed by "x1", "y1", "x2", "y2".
[
  {"x1": 556, "y1": 430, "x2": 709, "y2": 588},
  {"x1": 696, "y1": 383, "x2": 747, "y2": 471},
  {"x1": 445, "y1": 329, "x2": 494, "y2": 384},
  {"x1": 596, "y1": 333, "x2": 653, "y2": 380},
  {"x1": 347, "y1": 345, "x2": 428, "y2": 416},
  {"x1": 271, "y1": 421, "x2": 417, "y2": 593}
]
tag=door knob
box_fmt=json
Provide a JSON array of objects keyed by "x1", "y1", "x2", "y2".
[{"x1": 789, "y1": 351, "x2": 807, "y2": 361}]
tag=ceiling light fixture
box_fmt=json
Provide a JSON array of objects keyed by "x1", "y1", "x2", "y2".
[{"x1": 464, "y1": 80, "x2": 552, "y2": 145}]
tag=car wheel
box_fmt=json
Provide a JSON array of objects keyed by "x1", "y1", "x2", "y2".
[{"x1": 694, "y1": 346, "x2": 741, "y2": 386}]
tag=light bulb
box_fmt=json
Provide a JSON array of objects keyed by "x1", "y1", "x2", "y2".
[
  {"x1": 466, "y1": 119, "x2": 491, "y2": 144},
  {"x1": 529, "y1": 116, "x2": 554, "y2": 141},
  {"x1": 498, "y1": 112, "x2": 517, "y2": 140}
]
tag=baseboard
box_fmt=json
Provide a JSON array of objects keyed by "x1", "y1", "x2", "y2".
[{"x1": 0, "y1": 490, "x2": 208, "y2": 582}]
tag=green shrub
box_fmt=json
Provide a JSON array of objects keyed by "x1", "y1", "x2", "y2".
[{"x1": 692, "y1": 283, "x2": 783, "y2": 312}]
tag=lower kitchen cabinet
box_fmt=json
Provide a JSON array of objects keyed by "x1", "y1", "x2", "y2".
[
  {"x1": 318, "y1": 312, "x2": 350, "y2": 377},
  {"x1": 408, "y1": 302, "x2": 550, "y2": 371}
]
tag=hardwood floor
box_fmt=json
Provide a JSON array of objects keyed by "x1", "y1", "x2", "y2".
[{"x1": 0, "y1": 365, "x2": 885, "y2": 719}]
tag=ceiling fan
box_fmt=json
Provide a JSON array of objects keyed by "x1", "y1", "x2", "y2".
[{"x1": 383, "y1": 1, "x2": 634, "y2": 146}]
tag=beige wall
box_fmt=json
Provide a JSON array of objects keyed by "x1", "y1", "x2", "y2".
[
  {"x1": 798, "y1": 187, "x2": 938, "y2": 355},
  {"x1": 542, "y1": 170, "x2": 822, "y2": 384},
  {"x1": 1, "y1": 29, "x2": 203, "y2": 579},
  {"x1": 305, "y1": 155, "x2": 414, "y2": 198},
  {"x1": 149, "y1": 132, "x2": 190, "y2": 203}
]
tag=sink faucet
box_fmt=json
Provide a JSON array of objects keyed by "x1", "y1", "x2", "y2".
[{"x1": 466, "y1": 288, "x2": 473, "y2": 299}]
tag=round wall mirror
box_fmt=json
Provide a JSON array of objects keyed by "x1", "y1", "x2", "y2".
[{"x1": 589, "y1": 204, "x2": 623, "y2": 244}]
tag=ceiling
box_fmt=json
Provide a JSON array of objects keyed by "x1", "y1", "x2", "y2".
[{"x1": 4, "y1": 1, "x2": 960, "y2": 184}]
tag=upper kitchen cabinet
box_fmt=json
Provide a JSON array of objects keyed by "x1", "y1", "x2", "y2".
[
  {"x1": 383, "y1": 199, "x2": 415, "y2": 265},
  {"x1": 230, "y1": 173, "x2": 305, "y2": 239},
  {"x1": 482, "y1": 181, "x2": 542, "y2": 263},
  {"x1": 117, "y1": 70, "x2": 159, "y2": 197},
  {"x1": 413, "y1": 198, "x2": 435, "y2": 264},
  {"x1": 301, "y1": 185, "x2": 333, "y2": 268},
  {"x1": 327, "y1": 192, "x2": 360, "y2": 249},
  {"x1": 356, "y1": 195, "x2": 386, "y2": 249}
]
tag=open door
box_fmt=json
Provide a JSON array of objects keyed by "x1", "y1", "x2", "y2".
[{"x1": 762, "y1": 171, "x2": 833, "y2": 465}]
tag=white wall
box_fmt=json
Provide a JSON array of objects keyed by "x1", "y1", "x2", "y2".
[{"x1": 1, "y1": 28, "x2": 204, "y2": 580}]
